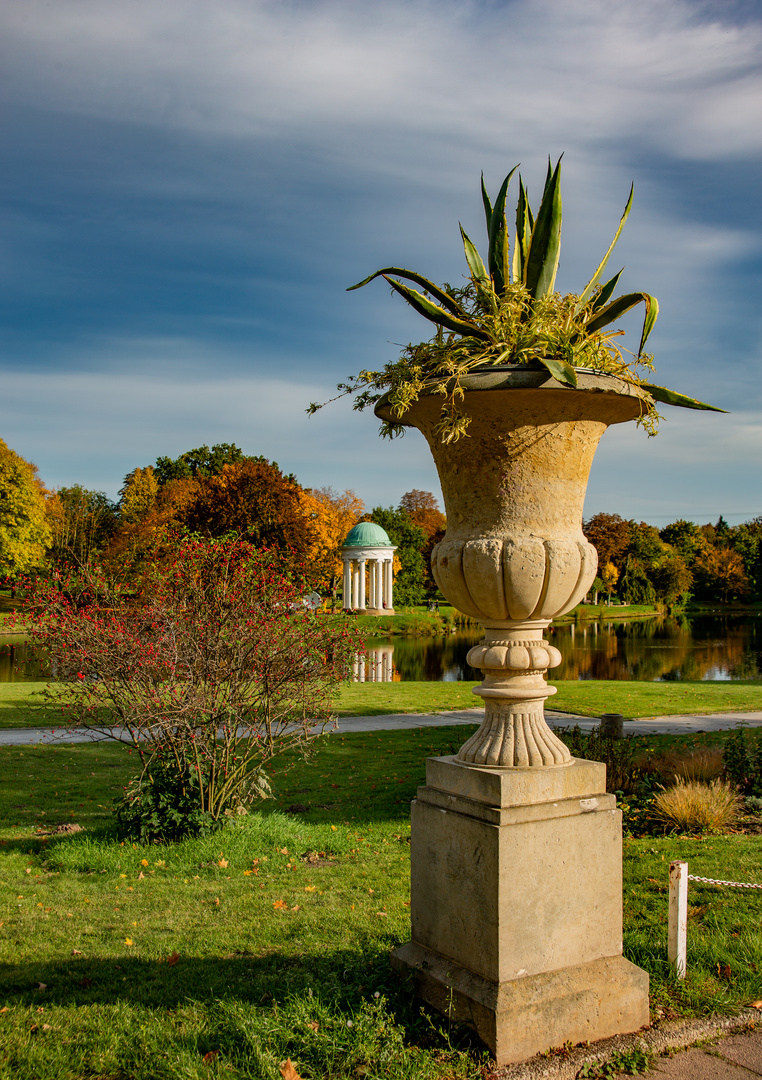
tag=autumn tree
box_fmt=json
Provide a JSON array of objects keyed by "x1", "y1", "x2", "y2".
[
  {"x1": 180, "y1": 459, "x2": 312, "y2": 570},
  {"x1": 693, "y1": 546, "x2": 749, "y2": 603},
  {"x1": 119, "y1": 466, "x2": 159, "y2": 523},
  {"x1": 583, "y1": 514, "x2": 631, "y2": 570},
  {"x1": 46, "y1": 486, "x2": 118, "y2": 568},
  {"x1": 0, "y1": 440, "x2": 50, "y2": 581},
  {"x1": 398, "y1": 490, "x2": 446, "y2": 539},
  {"x1": 299, "y1": 486, "x2": 364, "y2": 606}
]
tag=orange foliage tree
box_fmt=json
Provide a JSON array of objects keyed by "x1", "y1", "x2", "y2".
[{"x1": 298, "y1": 487, "x2": 365, "y2": 606}]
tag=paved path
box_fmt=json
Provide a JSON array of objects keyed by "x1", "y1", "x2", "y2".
[{"x1": 3, "y1": 709, "x2": 762, "y2": 745}]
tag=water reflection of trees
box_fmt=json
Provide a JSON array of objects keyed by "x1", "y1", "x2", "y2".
[
  {"x1": 0, "y1": 639, "x2": 47, "y2": 682},
  {"x1": 359, "y1": 615, "x2": 762, "y2": 683}
]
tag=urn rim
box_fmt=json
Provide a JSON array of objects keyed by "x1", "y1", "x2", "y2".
[{"x1": 373, "y1": 365, "x2": 650, "y2": 425}]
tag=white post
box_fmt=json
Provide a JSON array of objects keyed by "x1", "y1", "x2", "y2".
[
  {"x1": 668, "y1": 860, "x2": 688, "y2": 979},
  {"x1": 358, "y1": 558, "x2": 366, "y2": 610}
]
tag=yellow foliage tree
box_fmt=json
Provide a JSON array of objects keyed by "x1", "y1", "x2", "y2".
[
  {"x1": 298, "y1": 487, "x2": 365, "y2": 604},
  {"x1": 119, "y1": 466, "x2": 159, "y2": 523},
  {"x1": 0, "y1": 439, "x2": 51, "y2": 578}
]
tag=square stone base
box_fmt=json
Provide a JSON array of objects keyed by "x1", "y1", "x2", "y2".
[
  {"x1": 391, "y1": 942, "x2": 649, "y2": 1065},
  {"x1": 394, "y1": 755, "x2": 649, "y2": 1064}
]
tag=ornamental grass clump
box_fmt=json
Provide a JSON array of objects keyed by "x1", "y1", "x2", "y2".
[
  {"x1": 313, "y1": 155, "x2": 723, "y2": 443},
  {"x1": 21, "y1": 538, "x2": 363, "y2": 841},
  {"x1": 652, "y1": 779, "x2": 741, "y2": 835}
]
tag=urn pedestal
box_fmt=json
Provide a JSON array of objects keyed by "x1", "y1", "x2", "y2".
[{"x1": 377, "y1": 369, "x2": 651, "y2": 1064}]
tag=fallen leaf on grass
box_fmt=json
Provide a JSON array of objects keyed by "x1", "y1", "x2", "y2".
[
  {"x1": 218, "y1": 858, "x2": 228, "y2": 869},
  {"x1": 71, "y1": 949, "x2": 85, "y2": 957},
  {"x1": 273, "y1": 900, "x2": 288, "y2": 910},
  {"x1": 137, "y1": 872, "x2": 145, "y2": 880},
  {"x1": 279, "y1": 1059, "x2": 302, "y2": 1080},
  {"x1": 0, "y1": 1007, "x2": 8, "y2": 1013},
  {"x1": 306, "y1": 1021, "x2": 319, "y2": 1032},
  {"x1": 37, "y1": 983, "x2": 47, "y2": 991},
  {"x1": 750, "y1": 1001, "x2": 762, "y2": 1009},
  {"x1": 125, "y1": 938, "x2": 133, "y2": 946},
  {"x1": 202, "y1": 1050, "x2": 219, "y2": 1063},
  {"x1": 279, "y1": 847, "x2": 289, "y2": 855},
  {"x1": 718, "y1": 962, "x2": 732, "y2": 980},
  {"x1": 304, "y1": 886, "x2": 316, "y2": 893},
  {"x1": 162, "y1": 951, "x2": 180, "y2": 966}
]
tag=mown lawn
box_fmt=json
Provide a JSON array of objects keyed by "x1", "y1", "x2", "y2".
[
  {"x1": 1, "y1": 678, "x2": 761, "y2": 730},
  {"x1": 2, "y1": 726, "x2": 762, "y2": 1079}
]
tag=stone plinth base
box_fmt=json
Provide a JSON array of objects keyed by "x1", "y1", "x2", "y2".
[
  {"x1": 393, "y1": 756, "x2": 649, "y2": 1064},
  {"x1": 391, "y1": 945, "x2": 648, "y2": 1065},
  {"x1": 362, "y1": 607, "x2": 395, "y2": 616}
]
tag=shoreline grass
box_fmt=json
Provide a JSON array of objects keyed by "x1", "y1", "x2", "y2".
[{"x1": 2, "y1": 726, "x2": 762, "y2": 1078}]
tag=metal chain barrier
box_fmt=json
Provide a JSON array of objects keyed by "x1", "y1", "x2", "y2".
[{"x1": 688, "y1": 873, "x2": 762, "y2": 889}]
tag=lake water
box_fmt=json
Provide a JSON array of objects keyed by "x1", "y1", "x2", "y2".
[{"x1": 3, "y1": 613, "x2": 761, "y2": 684}]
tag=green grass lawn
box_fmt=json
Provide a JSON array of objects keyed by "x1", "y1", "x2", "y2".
[
  {"x1": 2, "y1": 726, "x2": 762, "y2": 1078},
  {"x1": 1, "y1": 678, "x2": 761, "y2": 730}
]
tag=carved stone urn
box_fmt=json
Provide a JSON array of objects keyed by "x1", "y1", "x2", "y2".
[
  {"x1": 381, "y1": 367, "x2": 651, "y2": 1064},
  {"x1": 377, "y1": 366, "x2": 647, "y2": 769}
]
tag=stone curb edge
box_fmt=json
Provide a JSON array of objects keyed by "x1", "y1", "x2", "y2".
[{"x1": 490, "y1": 1009, "x2": 759, "y2": 1079}]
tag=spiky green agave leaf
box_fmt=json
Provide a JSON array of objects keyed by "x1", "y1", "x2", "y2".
[
  {"x1": 487, "y1": 165, "x2": 519, "y2": 295},
  {"x1": 575, "y1": 185, "x2": 634, "y2": 312},
  {"x1": 591, "y1": 269, "x2": 624, "y2": 312},
  {"x1": 481, "y1": 172, "x2": 493, "y2": 233},
  {"x1": 347, "y1": 267, "x2": 468, "y2": 320},
  {"x1": 459, "y1": 226, "x2": 491, "y2": 294},
  {"x1": 511, "y1": 178, "x2": 533, "y2": 286},
  {"x1": 641, "y1": 384, "x2": 727, "y2": 412},
  {"x1": 524, "y1": 156, "x2": 563, "y2": 299},
  {"x1": 382, "y1": 275, "x2": 491, "y2": 340},
  {"x1": 584, "y1": 291, "x2": 659, "y2": 356}
]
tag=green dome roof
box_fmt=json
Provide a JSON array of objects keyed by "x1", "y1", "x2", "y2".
[{"x1": 343, "y1": 522, "x2": 393, "y2": 548}]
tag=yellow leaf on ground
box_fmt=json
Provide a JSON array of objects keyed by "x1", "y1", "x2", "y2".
[
  {"x1": 305, "y1": 886, "x2": 316, "y2": 893},
  {"x1": 125, "y1": 938, "x2": 133, "y2": 946},
  {"x1": 279, "y1": 1059, "x2": 302, "y2": 1080},
  {"x1": 750, "y1": 1001, "x2": 762, "y2": 1009},
  {"x1": 273, "y1": 899, "x2": 288, "y2": 910},
  {"x1": 218, "y1": 858, "x2": 228, "y2": 869}
]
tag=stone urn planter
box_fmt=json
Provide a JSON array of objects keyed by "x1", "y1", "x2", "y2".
[
  {"x1": 376, "y1": 365, "x2": 648, "y2": 769},
  {"x1": 378, "y1": 367, "x2": 652, "y2": 1064}
]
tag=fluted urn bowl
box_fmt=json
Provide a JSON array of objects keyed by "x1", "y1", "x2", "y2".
[{"x1": 376, "y1": 366, "x2": 649, "y2": 767}]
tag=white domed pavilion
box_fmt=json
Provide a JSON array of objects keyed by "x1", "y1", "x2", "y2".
[{"x1": 341, "y1": 522, "x2": 397, "y2": 615}]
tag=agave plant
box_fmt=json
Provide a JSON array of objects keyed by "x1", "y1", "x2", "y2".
[{"x1": 312, "y1": 156, "x2": 722, "y2": 442}]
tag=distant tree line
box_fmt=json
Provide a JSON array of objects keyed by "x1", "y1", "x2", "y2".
[
  {"x1": 0, "y1": 439, "x2": 448, "y2": 608},
  {"x1": 583, "y1": 513, "x2": 761, "y2": 607}
]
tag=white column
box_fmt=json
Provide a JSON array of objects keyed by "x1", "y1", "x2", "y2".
[
  {"x1": 385, "y1": 558, "x2": 393, "y2": 610},
  {"x1": 343, "y1": 558, "x2": 351, "y2": 610},
  {"x1": 372, "y1": 558, "x2": 380, "y2": 609},
  {"x1": 368, "y1": 560, "x2": 375, "y2": 610},
  {"x1": 358, "y1": 558, "x2": 366, "y2": 610},
  {"x1": 353, "y1": 562, "x2": 360, "y2": 611}
]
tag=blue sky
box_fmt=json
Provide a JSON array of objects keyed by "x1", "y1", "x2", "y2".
[{"x1": 2, "y1": 0, "x2": 761, "y2": 524}]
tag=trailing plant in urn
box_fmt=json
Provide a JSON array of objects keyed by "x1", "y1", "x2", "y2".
[{"x1": 312, "y1": 155, "x2": 721, "y2": 443}]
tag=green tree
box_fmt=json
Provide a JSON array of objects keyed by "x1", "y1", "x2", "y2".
[
  {"x1": 619, "y1": 556, "x2": 656, "y2": 605},
  {"x1": 154, "y1": 443, "x2": 258, "y2": 485},
  {"x1": 0, "y1": 440, "x2": 50, "y2": 579},
  {"x1": 731, "y1": 520, "x2": 762, "y2": 597},
  {"x1": 659, "y1": 519, "x2": 708, "y2": 563},
  {"x1": 368, "y1": 507, "x2": 427, "y2": 605}
]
